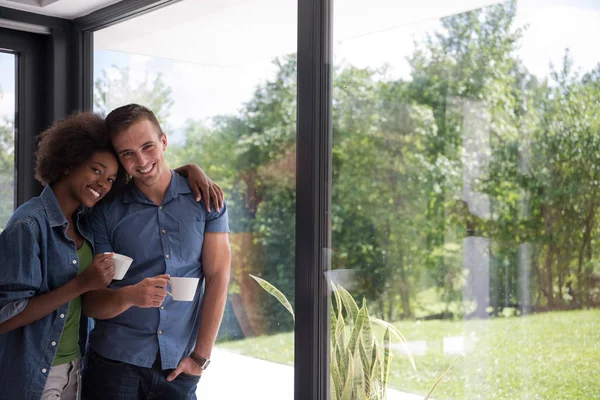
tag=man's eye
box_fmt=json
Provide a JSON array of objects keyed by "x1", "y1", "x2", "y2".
[
  {"x1": 92, "y1": 168, "x2": 101, "y2": 174},
  {"x1": 108, "y1": 178, "x2": 115, "y2": 184}
]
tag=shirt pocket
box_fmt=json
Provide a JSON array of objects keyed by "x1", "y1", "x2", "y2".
[{"x1": 176, "y1": 215, "x2": 205, "y2": 262}]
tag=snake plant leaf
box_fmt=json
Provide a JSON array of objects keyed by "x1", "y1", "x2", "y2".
[
  {"x1": 249, "y1": 274, "x2": 295, "y2": 323},
  {"x1": 382, "y1": 327, "x2": 391, "y2": 399},
  {"x1": 370, "y1": 317, "x2": 416, "y2": 371}
]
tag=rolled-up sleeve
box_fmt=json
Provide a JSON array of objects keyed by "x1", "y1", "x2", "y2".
[
  {"x1": 0, "y1": 220, "x2": 41, "y2": 324},
  {"x1": 90, "y1": 204, "x2": 113, "y2": 254},
  {"x1": 205, "y1": 200, "x2": 229, "y2": 233}
]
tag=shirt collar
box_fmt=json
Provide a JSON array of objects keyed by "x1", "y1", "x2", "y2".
[
  {"x1": 122, "y1": 170, "x2": 191, "y2": 205},
  {"x1": 40, "y1": 185, "x2": 87, "y2": 227}
]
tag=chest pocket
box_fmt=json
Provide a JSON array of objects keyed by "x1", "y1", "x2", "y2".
[{"x1": 176, "y1": 215, "x2": 205, "y2": 262}]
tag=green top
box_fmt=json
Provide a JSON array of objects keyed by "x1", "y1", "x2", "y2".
[{"x1": 52, "y1": 240, "x2": 93, "y2": 366}]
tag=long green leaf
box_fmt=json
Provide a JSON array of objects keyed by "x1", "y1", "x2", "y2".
[
  {"x1": 370, "y1": 317, "x2": 416, "y2": 370},
  {"x1": 335, "y1": 307, "x2": 346, "y2": 352},
  {"x1": 358, "y1": 336, "x2": 372, "y2": 397},
  {"x1": 348, "y1": 302, "x2": 368, "y2": 355},
  {"x1": 330, "y1": 301, "x2": 338, "y2": 346},
  {"x1": 331, "y1": 350, "x2": 342, "y2": 400},
  {"x1": 361, "y1": 297, "x2": 374, "y2": 350},
  {"x1": 250, "y1": 274, "x2": 295, "y2": 322},
  {"x1": 336, "y1": 342, "x2": 347, "y2": 383},
  {"x1": 336, "y1": 284, "x2": 360, "y2": 322},
  {"x1": 353, "y1": 344, "x2": 365, "y2": 393},
  {"x1": 382, "y1": 328, "x2": 391, "y2": 399},
  {"x1": 423, "y1": 353, "x2": 463, "y2": 400},
  {"x1": 332, "y1": 282, "x2": 343, "y2": 316},
  {"x1": 371, "y1": 341, "x2": 382, "y2": 397},
  {"x1": 340, "y1": 353, "x2": 354, "y2": 400}
]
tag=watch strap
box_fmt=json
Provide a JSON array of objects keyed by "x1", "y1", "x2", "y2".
[{"x1": 190, "y1": 353, "x2": 211, "y2": 370}]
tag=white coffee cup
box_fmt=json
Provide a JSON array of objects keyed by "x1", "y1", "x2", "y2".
[
  {"x1": 169, "y1": 277, "x2": 200, "y2": 301},
  {"x1": 104, "y1": 252, "x2": 133, "y2": 280}
]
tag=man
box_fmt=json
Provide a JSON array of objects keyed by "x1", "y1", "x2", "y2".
[{"x1": 81, "y1": 104, "x2": 231, "y2": 400}]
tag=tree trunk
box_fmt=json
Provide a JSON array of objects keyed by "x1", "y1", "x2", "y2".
[
  {"x1": 398, "y1": 257, "x2": 412, "y2": 319},
  {"x1": 532, "y1": 248, "x2": 543, "y2": 308},
  {"x1": 542, "y1": 206, "x2": 555, "y2": 307},
  {"x1": 545, "y1": 244, "x2": 555, "y2": 307},
  {"x1": 577, "y1": 198, "x2": 595, "y2": 304}
]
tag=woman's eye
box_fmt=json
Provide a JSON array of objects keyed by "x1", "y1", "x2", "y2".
[
  {"x1": 92, "y1": 168, "x2": 100, "y2": 174},
  {"x1": 108, "y1": 178, "x2": 115, "y2": 184}
]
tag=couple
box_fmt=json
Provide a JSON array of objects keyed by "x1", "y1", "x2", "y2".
[{"x1": 0, "y1": 104, "x2": 231, "y2": 400}]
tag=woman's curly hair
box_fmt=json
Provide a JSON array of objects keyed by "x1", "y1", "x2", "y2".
[{"x1": 34, "y1": 112, "x2": 126, "y2": 190}]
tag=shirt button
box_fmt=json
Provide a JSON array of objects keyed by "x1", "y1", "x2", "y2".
[
  {"x1": 158, "y1": 330, "x2": 163, "y2": 335},
  {"x1": 72, "y1": 260, "x2": 77, "y2": 264},
  {"x1": 159, "y1": 206, "x2": 163, "y2": 209},
  {"x1": 160, "y1": 306, "x2": 165, "y2": 310},
  {"x1": 51, "y1": 341, "x2": 57, "y2": 346},
  {"x1": 42, "y1": 368, "x2": 47, "y2": 373},
  {"x1": 60, "y1": 314, "x2": 65, "y2": 318},
  {"x1": 165, "y1": 255, "x2": 170, "y2": 259},
  {"x1": 161, "y1": 229, "x2": 166, "y2": 234}
]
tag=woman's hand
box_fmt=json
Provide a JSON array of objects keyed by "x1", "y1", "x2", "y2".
[
  {"x1": 177, "y1": 164, "x2": 224, "y2": 211},
  {"x1": 78, "y1": 253, "x2": 115, "y2": 291}
]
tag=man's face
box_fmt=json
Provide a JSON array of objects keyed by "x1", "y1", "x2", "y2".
[{"x1": 111, "y1": 118, "x2": 168, "y2": 188}]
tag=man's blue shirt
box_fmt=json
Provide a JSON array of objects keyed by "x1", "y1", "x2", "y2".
[
  {"x1": 89, "y1": 171, "x2": 229, "y2": 369},
  {"x1": 0, "y1": 185, "x2": 92, "y2": 400}
]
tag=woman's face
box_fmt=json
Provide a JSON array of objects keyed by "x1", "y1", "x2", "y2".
[{"x1": 65, "y1": 150, "x2": 119, "y2": 208}]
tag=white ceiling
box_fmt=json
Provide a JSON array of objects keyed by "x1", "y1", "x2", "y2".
[
  {"x1": 95, "y1": 0, "x2": 502, "y2": 68},
  {"x1": 0, "y1": 0, "x2": 123, "y2": 19}
]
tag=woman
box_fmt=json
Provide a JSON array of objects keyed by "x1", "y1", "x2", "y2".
[{"x1": 0, "y1": 112, "x2": 220, "y2": 400}]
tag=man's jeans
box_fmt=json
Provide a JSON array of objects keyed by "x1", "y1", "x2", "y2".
[
  {"x1": 81, "y1": 350, "x2": 200, "y2": 400},
  {"x1": 42, "y1": 358, "x2": 80, "y2": 400}
]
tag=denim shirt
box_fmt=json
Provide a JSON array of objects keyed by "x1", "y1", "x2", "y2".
[
  {"x1": 0, "y1": 185, "x2": 94, "y2": 400},
  {"x1": 89, "y1": 171, "x2": 229, "y2": 369}
]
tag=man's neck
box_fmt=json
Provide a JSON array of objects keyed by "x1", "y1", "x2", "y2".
[{"x1": 134, "y1": 168, "x2": 173, "y2": 206}]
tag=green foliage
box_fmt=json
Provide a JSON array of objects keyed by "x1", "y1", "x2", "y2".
[
  {"x1": 251, "y1": 275, "x2": 417, "y2": 400},
  {"x1": 220, "y1": 310, "x2": 600, "y2": 399},
  {"x1": 94, "y1": 65, "x2": 174, "y2": 128}
]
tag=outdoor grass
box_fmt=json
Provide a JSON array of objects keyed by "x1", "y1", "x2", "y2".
[{"x1": 219, "y1": 309, "x2": 600, "y2": 399}]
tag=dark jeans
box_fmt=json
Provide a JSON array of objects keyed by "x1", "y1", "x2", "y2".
[{"x1": 82, "y1": 349, "x2": 200, "y2": 400}]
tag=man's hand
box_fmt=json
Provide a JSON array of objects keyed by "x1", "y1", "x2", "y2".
[
  {"x1": 130, "y1": 274, "x2": 170, "y2": 308},
  {"x1": 185, "y1": 164, "x2": 224, "y2": 212},
  {"x1": 166, "y1": 356, "x2": 203, "y2": 382},
  {"x1": 77, "y1": 253, "x2": 115, "y2": 291}
]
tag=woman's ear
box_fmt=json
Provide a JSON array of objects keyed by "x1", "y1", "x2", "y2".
[{"x1": 63, "y1": 167, "x2": 71, "y2": 176}]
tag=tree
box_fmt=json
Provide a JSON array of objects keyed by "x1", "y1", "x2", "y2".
[{"x1": 94, "y1": 65, "x2": 174, "y2": 128}]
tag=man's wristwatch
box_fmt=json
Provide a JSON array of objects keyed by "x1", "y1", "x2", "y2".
[{"x1": 190, "y1": 353, "x2": 211, "y2": 370}]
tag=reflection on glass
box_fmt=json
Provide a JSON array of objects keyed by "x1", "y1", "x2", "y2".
[
  {"x1": 93, "y1": 0, "x2": 296, "y2": 398},
  {"x1": 332, "y1": 0, "x2": 600, "y2": 399},
  {"x1": 0, "y1": 52, "x2": 15, "y2": 231}
]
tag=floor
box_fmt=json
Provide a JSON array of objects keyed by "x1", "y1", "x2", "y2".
[{"x1": 197, "y1": 347, "x2": 429, "y2": 400}]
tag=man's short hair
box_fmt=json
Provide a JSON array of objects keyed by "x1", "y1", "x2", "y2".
[
  {"x1": 35, "y1": 111, "x2": 124, "y2": 186},
  {"x1": 105, "y1": 103, "x2": 163, "y2": 139}
]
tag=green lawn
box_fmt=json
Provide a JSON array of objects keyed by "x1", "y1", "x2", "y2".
[{"x1": 219, "y1": 309, "x2": 600, "y2": 399}]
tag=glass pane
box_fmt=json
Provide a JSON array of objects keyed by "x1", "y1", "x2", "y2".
[
  {"x1": 0, "y1": 52, "x2": 15, "y2": 231},
  {"x1": 94, "y1": 1, "x2": 296, "y2": 398},
  {"x1": 332, "y1": 1, "x2": 600, "y2": 399}
]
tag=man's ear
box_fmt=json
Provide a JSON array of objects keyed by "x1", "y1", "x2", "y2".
[
  {"x1": 161, "y1": 132, "x2": 168, "y2": 151},
  {"x1": 63, "y1": 168, "x2": 71, "y2": 176}
]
